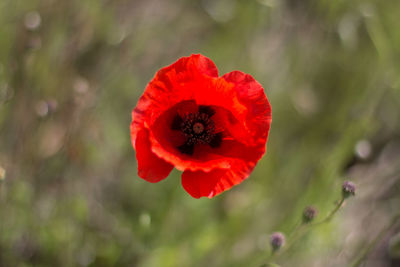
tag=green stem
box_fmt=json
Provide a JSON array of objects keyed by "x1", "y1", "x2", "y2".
[
  {"x1": 260, "y1": 196, "x2": 347, "y2": 266},
  {"x1": 286, "y1": 196, "x2": 346, "y2": 250},
  {"x1": 312, "y1": 197, "x2": 345, "y2": 226}
]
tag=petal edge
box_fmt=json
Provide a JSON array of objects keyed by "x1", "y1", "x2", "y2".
[
  {"x1": 181, "y1": 159, "x2": 255, "y2": 198},
  {"x1": 134, "y1": 128, "x2": 174, "y2": 183}
]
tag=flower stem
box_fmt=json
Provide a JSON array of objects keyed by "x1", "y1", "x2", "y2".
[
  {"x1": 261, "y1": 196, "x2": 347, "y2": 266},
  {"x1": 286, "y1": 197, "x2": 346, "y2": 251},
  {"x1": 312, "y1": 196, "x2": 345, "y2": 226}
]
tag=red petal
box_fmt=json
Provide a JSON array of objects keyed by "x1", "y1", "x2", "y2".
[
  {"x1": 131, "y1": 54, "x2": 220, "y2": 145},
  {"x1": 180, "y1": 70, "x2": 272, "y2": 198},
  {"x1": 132, "y1": 54, "x2": 249, "y2": 171},
  {"x1": 133, "y1": 128, "x2": 173, "y2": 183},
  {"x1": 149, "y1": 103, "x2": 235, "y2": 172},
  {"x1": 222, "y1": 71, "x2": 272, "y2": 143},
  {"x1": 167, "y1": 53, "x2": 219, "y2": 78},
  {"x1": 181, "y1": 158, "x2": 255, "y2": 198},
  {"x1": 131, "y1": 56, "x2": 272, "y2": 192}
]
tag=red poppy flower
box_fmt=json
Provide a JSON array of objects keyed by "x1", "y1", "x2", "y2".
[{"x1": 130, "y1": 54, "x2": 271, "y2": 198}]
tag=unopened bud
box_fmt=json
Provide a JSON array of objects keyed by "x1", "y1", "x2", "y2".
[
  {"x1": 342, "y1": 180, "x2": 356, "y2": 198},
  {"x1": 302, "y1": 206, "x2": 318, "y2": 223},
  {"x1": 270, "y1": 232, "x2": 285, "y2": 251}
]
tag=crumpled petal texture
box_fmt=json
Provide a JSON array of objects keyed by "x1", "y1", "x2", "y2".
[{"x1": 131, "y1": 54, "x2": 271, "y2": 198}]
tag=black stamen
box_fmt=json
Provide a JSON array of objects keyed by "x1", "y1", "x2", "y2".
[
  {"x1": 199, "y1": 105, "x2": 215, "y2": 117},
  {"x1": 171, "y1": 105, "x2": 222, "y2": 154},
  {"x1": 209, "y1": 132, "x2": 223, "y2": 148},
  {"x1": 178, "y1": 143, "x2": 194, "y2": 155},
  {"x1": 171, "y1": 115, "x2": 183, "y2": 130}
]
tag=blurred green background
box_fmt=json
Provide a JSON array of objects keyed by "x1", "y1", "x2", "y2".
[{"x1": 1, "y1": 0, "x2": 400, "y2": 266}]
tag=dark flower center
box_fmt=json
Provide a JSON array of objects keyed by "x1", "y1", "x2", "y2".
[
  {"x1": 171, "y1": 105, "x2": 222, "y2": 155},
  {"x1": 193, "y1": 122, "x2": 204, "y2": 134}
]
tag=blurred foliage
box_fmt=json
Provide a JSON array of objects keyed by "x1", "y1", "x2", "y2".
[{"x1": 1, "y1": 0, "x2": 400, "y2": 266}]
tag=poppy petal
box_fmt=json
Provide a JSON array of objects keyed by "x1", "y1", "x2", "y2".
[
  {"x1": 130, "y1": 54, "x2": 272, "y2": 198},
  {"x1": 130, "y1": 54, "x2": 219, "y2": 144},
  {"x1": 181, "y1": 159, "x2": 255, "y2": 198},
  {"x1": 222, "y1": 71, "x2": 272, "y2": 143},
  {"x1": 132, "y1": 55, "x2": 253, "y2": 172},
  {"x1": 134, "y1": 128, "x2": 173, "y2": 183},
  {"x1": 148, "y1": 104, "x2": 235, "y2": 172}
]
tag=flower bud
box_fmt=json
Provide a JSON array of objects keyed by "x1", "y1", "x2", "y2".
[
  {"x1": 342, "y1": 181, "x2": 356, "y2": 198},
  {"x1": 302, "y1": 206, "x2": 318, "y2": 223},
  {"x1": 270, "y1": 232, "x2": 285, "y2": 251}
]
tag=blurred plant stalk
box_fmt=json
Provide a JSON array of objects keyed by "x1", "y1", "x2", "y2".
[{"x1": 263, "y1": 181, "x2": 357, "y2": 266}]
